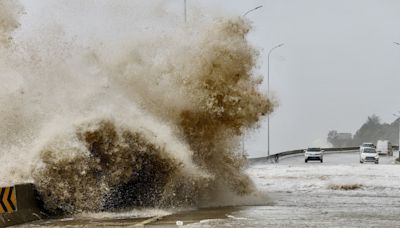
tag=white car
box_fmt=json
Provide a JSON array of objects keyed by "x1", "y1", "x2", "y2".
[
  {"x1": 304, "y1": 148, "x2": 324, "y2": 163},
  {"x1": 360, "y1": 142, "x2": 375, "y2": 152},
  {"x1": 360, "y1": 147, "x2": 379, "y2": 164}
]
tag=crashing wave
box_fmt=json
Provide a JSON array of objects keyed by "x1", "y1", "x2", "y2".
[{"x1": 0, "y1": 1, "x2": 273, "y2": 214}]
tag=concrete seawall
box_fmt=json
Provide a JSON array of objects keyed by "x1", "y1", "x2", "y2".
[{"x1": 0, "y1": 184, "x2": 46, "y2": 227}]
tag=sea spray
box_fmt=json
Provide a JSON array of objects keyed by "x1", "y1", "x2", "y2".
[
  {"x1": 0, "y1": 1, "x2": 274, "y2": 213},
  {"x1": 32, "y1": 116, "x2": 209, "y2": 212},
  {"x1": 0, "y1": 0, "x2": 23, "y2": 46}
]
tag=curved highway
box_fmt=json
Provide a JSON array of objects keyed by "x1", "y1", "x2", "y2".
[{"x1": 278, "y1": 151, "x2": 396, "y2": 165}]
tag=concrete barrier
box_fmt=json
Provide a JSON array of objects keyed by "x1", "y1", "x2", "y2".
[{"x1": 0, "y1": 183, "x2": 47, "y2": 227}]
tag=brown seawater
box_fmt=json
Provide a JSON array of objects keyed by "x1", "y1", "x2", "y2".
[{"x1": 0, "y1": 1, "x2": 273, "y2": 214}]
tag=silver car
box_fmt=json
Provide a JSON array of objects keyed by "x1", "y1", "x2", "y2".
[{"x1": 304, "y1": 148, "x2": 324, "y2": 163}]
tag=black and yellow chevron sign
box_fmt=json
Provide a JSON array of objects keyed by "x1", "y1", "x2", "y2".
[{"x1": 0, "y1": 186, "x2": 17, "y2": 213}]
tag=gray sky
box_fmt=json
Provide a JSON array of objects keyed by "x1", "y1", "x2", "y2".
[
  {"x1": 19, "y1": 0, "x2": 400, "y2": 156},
  {"x1": 195, "y1": 0, "x2": 400, "y2": 156}
]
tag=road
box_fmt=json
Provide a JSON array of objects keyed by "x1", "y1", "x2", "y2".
[
  {"x1": 278, "y1": 151, "x2": 396, "y2": 165},
  {"x1": 23, "y1": 152, "x2": 400, "y2": 227}
]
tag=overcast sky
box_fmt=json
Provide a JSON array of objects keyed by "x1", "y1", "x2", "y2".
[
  {"x1": 195, "y1": 0, "x2": 400, "y2": 156},
  {"x1": 19, "y1": 0, "x2": 400, "y2": 156}
]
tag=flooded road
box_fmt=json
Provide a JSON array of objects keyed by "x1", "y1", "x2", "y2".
[{"x1": 23, "y1": 153, "x2": 400, "y2": 227}]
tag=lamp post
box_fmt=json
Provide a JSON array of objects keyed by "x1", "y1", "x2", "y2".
[
  {"x1": 240, "y1": 5, "x2": 263, "y2": 156},
  {"x1": 393, "y1": 42, "x2": 399, "y2": 155},
  {"x1": 267, "y1": 43, "x2": 284, "y2": 156},
  {"x1": 243, "y1": 5, "x2": 263, "y2": 17}
]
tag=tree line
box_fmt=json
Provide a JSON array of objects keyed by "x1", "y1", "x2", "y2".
[{"x1": 328, "y1": 115, "x2": 400, "y2": 147}]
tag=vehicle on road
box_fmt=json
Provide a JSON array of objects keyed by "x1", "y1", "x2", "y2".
[
  {"x1": 359, "y1": 142, "x2": 375, "y2": 153},
  {"x1": 360, "y1": 147, "x2": 379, "y2": 164},
  {"x1": 376, "y1": 140, "x2": 393, "y2": 156},
  {"x1": 304, "y1": 148, "x2": 324, "y2": 163}
]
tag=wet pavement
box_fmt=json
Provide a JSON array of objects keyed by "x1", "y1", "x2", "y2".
[
  {"x1": 278, "y1": 151, "x2": 396, "y2": 165},
  {"x1": 23, "y1": 152, "x2": 400, "y2": 227}
]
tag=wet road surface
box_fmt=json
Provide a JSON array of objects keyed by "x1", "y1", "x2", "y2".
[{"x1": 23, "y1": 152, "x2": 400, "y2": 227}]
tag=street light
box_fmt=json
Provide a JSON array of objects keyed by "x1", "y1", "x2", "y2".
[
  {"x1": 393, "y1": 42, "x2": 400, "y2": 154},
  {"x1": 240, "y1": 5, "x2": 263, "y2": 156},
  {"x1": 267, "y1": 43, "x2": 284, "y2": 156},
  {"x1": 243, "y1": 5, "x2": 263, "y2": 17}
]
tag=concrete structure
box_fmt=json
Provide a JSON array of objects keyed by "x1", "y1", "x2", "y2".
[{"x1": 0, "y1": 184, "x2": 46, "y2": 227}]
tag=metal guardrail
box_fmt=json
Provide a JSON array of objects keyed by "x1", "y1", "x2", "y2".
[
  {"x1": 248, "y1": 145, "x2": 400, "y2": 164},
  {"x1": 248, "y1": 147, "x2": 361, "y2": 164}
]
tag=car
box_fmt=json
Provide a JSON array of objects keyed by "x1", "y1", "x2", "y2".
[
  {"x1": 359, "y1": 142, "x2": 375, "y2": 153},
  {"x1": 360, "y1": 142, "x2": 375, "y2": 150},
  {"x1": 360, "y1": 147, "x2": 379, "y2": 164},
  {"x1": 304, "y1": 148, "x2": 324, "y2": 163}
]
